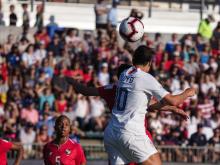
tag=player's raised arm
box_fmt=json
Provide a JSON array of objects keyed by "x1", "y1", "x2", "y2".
[
  {"x1": 65, "y1": 77, "x2": 99, "y2": 96},
  {"x1": 11, "y1": 142, "x2": 24, "y2": 165},
  {"x1": 162, "y1": 87, "x2": 196, "y2": 106},
  {"x1": 148, "y1": 102, "x2": 189, "y2": 120}
]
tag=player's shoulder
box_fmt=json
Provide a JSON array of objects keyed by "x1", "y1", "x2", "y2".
[
  {"x1": 44, "y1": 140, "x2": 54, "y2": 149},
  {"x1": 0, "y1": 138, "x2": 11, "y2": 144},
  {"x1": 68, "y1": 139, "x2": 83, "y2": 150}
]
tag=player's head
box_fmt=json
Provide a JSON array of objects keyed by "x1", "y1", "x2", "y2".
[
  {"x1": 55, "y1": 115, "x2": 71, "y2": 138},
  {"x1": 117, "y1": 64, "x2": 132, "y2": 78},
  {"x1": 132, "y1": 45, "x2": 154, "y2": 72}
]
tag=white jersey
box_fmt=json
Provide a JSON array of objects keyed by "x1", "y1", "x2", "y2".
[{"x1": 110, "y1": 66, "x2": 169, "y2": 135}]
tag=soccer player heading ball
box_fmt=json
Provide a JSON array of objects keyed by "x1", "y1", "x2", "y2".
[
  {"x1": 43, "y1": 115, "x2": 86, "y2": 165},
  {"x1": 104, "y1": 45, "x2": 196, "y2": 165}
]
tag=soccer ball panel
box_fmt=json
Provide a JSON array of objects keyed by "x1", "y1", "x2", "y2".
[{"x1": 119, "y1": 17, "x2": 144, "y2": 42}]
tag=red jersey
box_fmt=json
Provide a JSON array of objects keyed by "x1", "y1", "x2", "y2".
[
  {"x1": 43, "y1": 138, "x2": 86, "y2": 165},
  {"x1": 98, "y1": 84, "x2": 116, "y2": 111},
  {"x1": 0, "y1": 139, "x2": 12, "y2": 165}
]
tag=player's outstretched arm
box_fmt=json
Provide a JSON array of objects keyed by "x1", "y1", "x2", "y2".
[
  {"x1": 162, "y1": 87, "x2": 196, "y2": 106},
  {"x1": 11, "y1": 143, "x2": 24, "y2": 165},
  {"x1": 65, "y1": 77, "x2": 99, "y2": 96},
  {"x1": 148, "y1": 102, "x2": 189, "y2": 120}
]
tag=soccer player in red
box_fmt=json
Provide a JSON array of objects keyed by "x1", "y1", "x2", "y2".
[
  {"x1": 0, "y1": 138, "x2": 23, "y2": 165},
  {"x1": 43, "y1": 115, "x2": 86, "y2": 165}
]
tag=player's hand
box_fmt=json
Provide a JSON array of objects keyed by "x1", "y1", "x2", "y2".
[
  {"x1": 160, "y1": 105, "x2": 189, "y2": 120},
  {"x1": 185, "y1": 87, "x2": 196, "y2": 97}
]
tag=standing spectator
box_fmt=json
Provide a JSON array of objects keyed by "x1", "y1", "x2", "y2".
[
  {"x1": 198, "y1": 15, "x2": 215, "y2": 40},
  {"x1": 9, "y1": 4, "x2": 17, "y2": 26},
  {"x1": 35, "y1": 4, "x2": 44, "y2": 30},
  {"x1": 94, "y1": 0, "x2": 108, "y2": 30},
  {"x1": 22, "y1": 3, "x2": 30, "y2": 30},
  {"x1": 107, "y1": 1, "x2": 118, "y2": 29},
  {"x1": 47, "y1": 15, "x2": 59, "y2": 39}
]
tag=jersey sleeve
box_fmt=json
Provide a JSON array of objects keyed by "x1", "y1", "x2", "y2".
[
  {"x1": 143, "y1": 74, "x2": 169, "y2": 101},
  {"x1": 0, "y1": 139, "x2": 12, "y2": 153},
  {"x1": 75, "y1": 144, "x2": 86, "y2": 164}
]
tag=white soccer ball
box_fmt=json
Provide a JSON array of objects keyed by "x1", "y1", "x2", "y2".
[{"x1": 119, "y1": 17, "x2": 144, "y2": 42}]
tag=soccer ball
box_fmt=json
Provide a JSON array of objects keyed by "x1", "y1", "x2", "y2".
[{"x1": 119, "y1": 17, "x2": 144, "y2": 42}]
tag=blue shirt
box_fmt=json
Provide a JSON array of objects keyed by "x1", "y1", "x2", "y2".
[{"x1": 108, "y1": 8, "x2": 117, "y2": 26}]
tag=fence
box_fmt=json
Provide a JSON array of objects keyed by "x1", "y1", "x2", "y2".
[{"x1": 8, "y1": 143, "x2": 220, "y2": 163}]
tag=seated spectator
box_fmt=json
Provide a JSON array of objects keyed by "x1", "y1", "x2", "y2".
[
  {"x1": 98, "y1": 63, "x2": 110, "y2": 86},
  {"x1": 21, "y1": 44, "x2": 37, "y2": 69},
  {"x1": 89, "y1": 96, "x2": 106, "y2": 131},
  {"x1": 208, "y1": 128, "x2": 220, "y2": 163},
  {"x1": 20, "y1": 100, "x2": 39, "y2": 125},
  {"x1": 37, "y1": 112, "x2": 55, "y2": 138},
  {"x1": 55, "y1": 92, "x2": 67, "y2": 113},
  {"x1": 19, "y1": 123, "x2": 36, "y2": 158},
  {"x1": 36, "y1": 86, "x2": 55, "y2": 112},
  {"x1": 74, "y1": 94, "x2": 89, "y2": 129}
]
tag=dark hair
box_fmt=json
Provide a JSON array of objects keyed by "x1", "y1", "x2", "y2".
[
  {"x1": 132, "y1": 45, "x2": 154, "y2": 66},
  {"x1": 55, "y1": 115, "x2": 70, "y2": 127},
  {"x1": 117, "y1": 64, "x2": 132, "y2": 78}
]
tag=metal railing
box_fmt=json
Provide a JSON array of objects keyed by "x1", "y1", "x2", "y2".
[{"x1": 8, "y1": 143, "x2": 220, "y2": 163}]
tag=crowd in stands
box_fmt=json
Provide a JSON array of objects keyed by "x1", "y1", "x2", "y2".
[{"x1": 0, "y1": 0, "x2": 219, "y2": 163}]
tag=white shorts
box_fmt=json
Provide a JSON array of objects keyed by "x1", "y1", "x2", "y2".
[{"x1": 104, "y1": 125, "x2": 158, "y2": 165}]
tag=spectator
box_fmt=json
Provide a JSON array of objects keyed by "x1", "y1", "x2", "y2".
[
  {"x1": 35, "y1": 4, "x2": 44, "y2": 30},
  {"x1": 22, "y1": 3, "x2": 30, "y2": 30},
  {"x1": 89, "y1": 96, "x2": 105, "y2": 131},
  {"x1": 107, "y1": 1, "x2": 118, "y2": 29},
  {"x1": 189, "y1": 124, "x2": 207, "y2": 146},
  {"x1": 74, "y1": 94, "x2": 89, "y2": 129},
  {"x1": 98, "y1": 63, "x2": 110, "y2": 86},
  {"x1": 19, "y1": 123, "x2": 36, "y2": 158},
  {"x1": 47, "y1": 15, "x2": 60, "y2": 39},
  {"x1": 94, "y1": 0, "x2": 108, "y2": 30},
  {"x1": 9, "y1": 4, "x2": 17, "y2": 26},
  {"x1": 21, "y1": 44, "x2": 36, "y2": 69},
  {"x1": 0, "y1": 11, "x2": 5, "y2": 26},
  {"x1": 198, "y1": 15, "x2": 215, "y2": 40},
  {"x1": 20, "y1": 100, "x2": 39, "y2": 125},
  {"x1": 55, "y1": 92, "x2": 67, "y2": 113}
]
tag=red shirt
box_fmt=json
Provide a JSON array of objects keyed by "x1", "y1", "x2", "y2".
[
  {"x1": 0, "y1": 139, "x2": 12, "y2": 165},
  {"x1": 98, "y1": 84, "x2": 116, "y2": 111},
  {"x1": 43, "y1": 139, "x2": 86, "y2": 165}
]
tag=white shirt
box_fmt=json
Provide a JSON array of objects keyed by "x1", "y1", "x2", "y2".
[
  {"x1": 74, "y1": 99, "x2": 89, "y2": 118},
  {"x1": 110, "y1": 67, "x2": 169, "y2": 135},
  {"x1": 90, "y1": 97, "x2": 105, "y2": 118},
  {"x1": 98, "y1": 72, "x2": 110, "y2": 86},
  {"x1": 22, "y1": 52, "x2": 37, "y2": 67}
]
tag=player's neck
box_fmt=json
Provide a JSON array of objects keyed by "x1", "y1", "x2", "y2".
[
  {"x1": 55, "y1": 136, "x2": 69, "y2": 145},
  {"x1": 134, "y1": 65, "x2": 150, "y2": 72}
]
